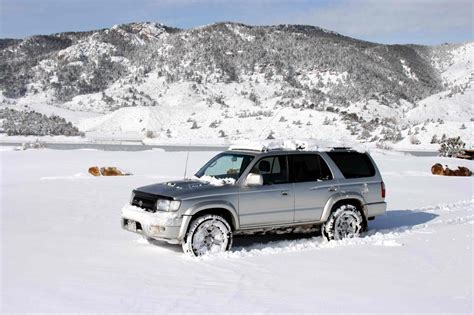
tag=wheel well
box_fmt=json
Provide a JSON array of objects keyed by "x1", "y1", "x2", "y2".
[
  {"x1": 190, "y1": 208, "x2": 237, "y2": 231},
  {"x1": 332, "y1": 199, "x2": 368, "y2": 230}
]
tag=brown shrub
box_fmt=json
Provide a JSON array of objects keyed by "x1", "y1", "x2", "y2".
[
  {"x1": 431, "y1": 163, "x2": 444, "y2": 175},
  {"x1": 431, "y1": 163, "x2": 472, "y2": 176},
  {"x1": 88, "y1": 166, "x2": 101, "y2": 176},
  {"x1": 454, "y1": 166, "x2": 472, "y2": 176},
  {"x1": 443, "y1": 167, "x2": 456, "y2": 176},
  {"x1": 100, "y1": 167, "x2": 125, "y2": 176}
]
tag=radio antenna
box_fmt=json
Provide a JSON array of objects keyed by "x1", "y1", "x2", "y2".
[
  {"x1": 183, "y1": 139, "x2": 191, "y2": 179},
  {"x1": 258, "y1": 106, "x2": 285, "y2": 139}
]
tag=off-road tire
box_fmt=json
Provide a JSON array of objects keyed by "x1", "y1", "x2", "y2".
[
  {"x1": 182, "y1": 214, "x2": 233, "y2": 256},
  {"x1": 322, "y1": 203, "x2": 364, "y2": 241}
]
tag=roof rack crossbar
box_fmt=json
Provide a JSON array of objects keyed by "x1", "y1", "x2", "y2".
[{"x1": 229, "y1": 143, "x2": 354, "y2": 153}]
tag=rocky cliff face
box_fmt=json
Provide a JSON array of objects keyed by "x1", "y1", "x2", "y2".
[
  {"x1": 1, "y1": 22, "x2": 472, "y2": 145},
  {"x1": 0, "y1": 22, "x2": 445, "y2": 104}
]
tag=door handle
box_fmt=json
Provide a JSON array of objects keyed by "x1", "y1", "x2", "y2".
[
  {"x1": 328, "y1": 186, "x2": 338, "y2": 192},
  {"x1": 281, "y1": 190, "x2": 289, "y2": 196}
]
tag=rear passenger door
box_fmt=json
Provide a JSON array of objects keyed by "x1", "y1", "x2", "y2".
[{"x1": 290, "y1": 154, "x2": 338, "y2": 222}]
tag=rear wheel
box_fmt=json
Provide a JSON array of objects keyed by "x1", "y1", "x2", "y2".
[
  {"x1": 182, "y1": 214, "x2": 233, "y2": 256},
  {"x1": 322, "y1": 204, "x2": 364, "y2": 241}
]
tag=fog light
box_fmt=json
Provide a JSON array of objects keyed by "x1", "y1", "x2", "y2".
[{"x1": 150, "y1": 225, "x2": 166, "y2": 234}]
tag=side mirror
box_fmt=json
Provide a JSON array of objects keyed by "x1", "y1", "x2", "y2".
[{"x1": 245, "y1": 173, "x2": 263, "y2": 186}]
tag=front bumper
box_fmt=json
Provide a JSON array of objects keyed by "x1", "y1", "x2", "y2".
[{"x1": 121, "y1": 204, "x2": 183, "y2": 244}]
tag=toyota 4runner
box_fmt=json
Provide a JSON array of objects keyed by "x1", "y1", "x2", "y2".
[{"x1": 121, "y1": 146, "x2": 386, "y2": 256}]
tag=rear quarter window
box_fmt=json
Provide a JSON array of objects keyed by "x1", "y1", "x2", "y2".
[{"x1": 327, "y1": 151, "x2": 376, "y2": 178}]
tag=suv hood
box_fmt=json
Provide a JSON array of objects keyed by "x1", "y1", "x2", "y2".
[{"x1": 134, "y1": 179, "x2": 232, "y2": 199}]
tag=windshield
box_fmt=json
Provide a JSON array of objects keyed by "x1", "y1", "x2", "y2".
[{"x1": 195, "y1": 153, "x2": 254, "y2": 180}]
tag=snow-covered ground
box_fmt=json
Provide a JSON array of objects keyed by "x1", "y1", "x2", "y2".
[{"x1": 1, "y1": 148, "x2": 473, "y2": 313}]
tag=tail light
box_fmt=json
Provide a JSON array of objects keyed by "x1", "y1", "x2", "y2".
[{"x1": 381, "y1": 182, "x2": 386, "y2": 198}]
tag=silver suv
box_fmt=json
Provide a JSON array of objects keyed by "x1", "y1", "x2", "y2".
[{"x1": 122, "y1": 147, "x2": 386, "y2": 256}]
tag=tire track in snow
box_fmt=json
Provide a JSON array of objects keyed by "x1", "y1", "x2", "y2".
[{"x1": 196, "y1": 199, "x2": 473, "y2": 260}]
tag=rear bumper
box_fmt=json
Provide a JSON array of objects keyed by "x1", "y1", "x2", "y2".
[
  {"x1": 366, "y1": 201, "x2": 387, "y2": 217},
  {"x1": 121, "y1": 204, "x2": 183, "y2": 244}
]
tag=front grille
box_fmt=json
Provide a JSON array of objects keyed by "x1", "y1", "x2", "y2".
[
  {"x1": 131, "y1": 193, "x2": 156, "y2": 212},
  {"x1": 131, "y1": 191, "x2": 173, "y2": 213}
]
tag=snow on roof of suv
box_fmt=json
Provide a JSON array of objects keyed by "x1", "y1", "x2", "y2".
[{"x1": 228, "y1": 139, "x2": 368, "y2": 153}]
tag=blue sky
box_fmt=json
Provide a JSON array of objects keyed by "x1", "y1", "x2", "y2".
[{"x1": 0, "y1": 0, "x2": 472, "y2": 44}]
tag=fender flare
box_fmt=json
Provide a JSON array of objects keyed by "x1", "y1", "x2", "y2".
[
  {"x1": 320, "y1": 192, "x2": 368, "y2": 222},
  {"x1": 178, "y1": 200, "x2": 239, "y2": 240}
]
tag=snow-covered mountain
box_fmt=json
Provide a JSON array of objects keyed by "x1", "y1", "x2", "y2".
[{"x1": 0, "y1": 22, "x2": 472, "y2": 147}]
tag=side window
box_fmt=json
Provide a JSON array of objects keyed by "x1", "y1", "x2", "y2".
[
  {"x1": 319, "y1": 156, "x2": 333, "y2": 180},
  {"x1": 290, "y1": 154, "x2": 333, "y2": 183},
  {"x1": 252, "y1": 156, "x2": 288, "y2": 185},
  {"x1": 327, "y1": 151, "x2": 375, "y2": 178}
]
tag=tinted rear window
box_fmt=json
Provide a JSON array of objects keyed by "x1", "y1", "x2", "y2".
[{"x1": 327, "y1": 151, "x2": 375, "y2": 178}]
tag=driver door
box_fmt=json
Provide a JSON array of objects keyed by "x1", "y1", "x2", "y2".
[{"x1": 238, "y1": 155, "x2": 294, "y2": 227}]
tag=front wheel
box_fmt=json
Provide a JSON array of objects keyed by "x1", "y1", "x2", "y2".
[
  {"x1": 182, "y1": 214, "x2": 233, "y2": 256},
  {"x1": 322, "y1": 204, "x2": 364, "y2": 241}
]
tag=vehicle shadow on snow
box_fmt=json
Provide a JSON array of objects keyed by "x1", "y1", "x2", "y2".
[
  {"x1": 231, "y1": 209, "x2": 439, "y2": 249},
  {"x1": 369, "y1": 209, "x2": 438, "y2": 231},
  {"x1": 232, "y1": 230, "x2": 321, "y2": 248}
]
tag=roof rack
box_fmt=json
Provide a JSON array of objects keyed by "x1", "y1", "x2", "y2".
[
  {"x1": 228, "y1": 147, "x2": 263, "y2": 152},
  {"x1": 228, "y1": 142, "x2": 355, "y2": 153},
  {"x1": 229, "y1": 145, "x2": 306, "y2": 152}
]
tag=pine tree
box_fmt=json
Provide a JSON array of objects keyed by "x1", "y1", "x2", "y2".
[
  {"x1": 439, "y1": 136, "x2": 465, "y2": 157},
  {"x1": 266, "y1": 131, "x2": 275, "y2": 139}
]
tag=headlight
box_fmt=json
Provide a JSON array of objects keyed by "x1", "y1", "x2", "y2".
[
  {"x1": 129, "y1": 192, "x2": 135, "y2": 204},
  {"x1": 156, "y1": 199, "x2": 181, "y2": 212}
]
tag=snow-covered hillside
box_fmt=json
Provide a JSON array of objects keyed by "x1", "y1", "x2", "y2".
[
  {"x1": 1, "y1": 148, "x2": 472, "y2": 313},
  {"x1": 0, "y1": 22, "x2": 473, "y2": 147}
]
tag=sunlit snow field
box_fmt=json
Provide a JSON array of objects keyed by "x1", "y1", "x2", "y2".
[{"x1": 1, "y1": 147, "x2": 473, "y2": 313}]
